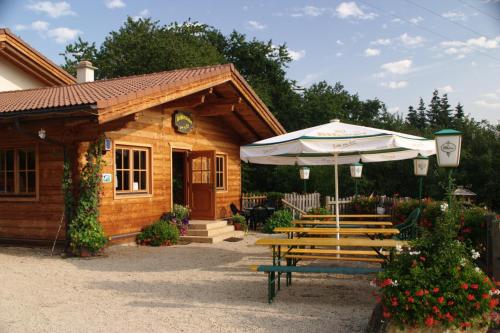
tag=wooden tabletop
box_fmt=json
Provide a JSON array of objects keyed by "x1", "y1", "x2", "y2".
[
  {"x1": 255, "y1": 237, "x2": 406, "y2": 247},
  {"x1": 301, "y1": 214, "x2": 392, "y2": 219},
  {"x1": 273, "y1": 227, "x2": 399, "y2": 235},
  {"x1": 293, "y1": 220, "x2": 393, "y2": 226}
]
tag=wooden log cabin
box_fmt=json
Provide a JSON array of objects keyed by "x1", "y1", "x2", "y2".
[{"x1": 0, "y1": 28, "x2": 285, "y2": 244}]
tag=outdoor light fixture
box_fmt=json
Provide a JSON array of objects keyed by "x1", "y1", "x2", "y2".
[
  {"x1": 38, "y1": 128, "x2": 46, "y2": 139},
  {"x1": 413, "y1": 154, "x2": 429, "y2": 177},
  {"x1": 434, "y1": 129, "x2": 463, "y2": 168},
  {"x1": 299, "y1": 166, "x2": 310, "y2": 193},
  {"x1": 350, "y1": 162, "x2": 363, "y2": 197},
  {"x1": 434, "y1": 128, "x2": 463, "y2": 205}
]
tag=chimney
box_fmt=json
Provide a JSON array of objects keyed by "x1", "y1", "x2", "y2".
[{"x1": 76, "y1": 60, "x2": 97, "y2": 83}]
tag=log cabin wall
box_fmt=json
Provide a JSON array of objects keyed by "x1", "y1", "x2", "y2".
[
  {"x1": 99, "y1": 105, "x2": 242, "y2": 237},
  {"x1": 0, "y1": 122, "x2": 66, "y2": 241}
]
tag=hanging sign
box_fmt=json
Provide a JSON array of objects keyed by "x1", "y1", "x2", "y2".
[
  {"x1": 102, "y1": 173, "x2": 112, "y2": 183},
  {"x1": 173, "y1": 111, "x2": 194, "y2": 134}
]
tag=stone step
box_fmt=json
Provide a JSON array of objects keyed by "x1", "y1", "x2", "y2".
[
  {"x1": 188, "y1": 220, "x2": 229, "y2": 230},
  {"x1": 186, "y1": 225, "x2": 235, "y2": 237},
  {"x1": 180, "y1": 230, "x2": 245, "y2": 244}
]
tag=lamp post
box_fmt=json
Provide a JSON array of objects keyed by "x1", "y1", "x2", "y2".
[
  {"x1": 299, "y1": 167, "x2": 310, "y2": 193},
  {"x1": 434, "y1": 129, "x2": 463, "y2": 206},
  {"x1": 350, "y1": 162, "x2": 363, "y2": 197},
  {"x1": 413, "y1": 154, "x2": 429, "y2": 223}
]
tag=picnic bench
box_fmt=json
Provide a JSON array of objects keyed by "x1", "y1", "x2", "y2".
[
  {"x1": 274, "y1": 227, "x2": 399, "y2": 239},
  {"x1": 301, "y1": 214, "x2": 392, "y2": 219},
  {"x1": 293, "y1": 220, "x2": 393, "y2": 227},
  {"x1": 253, "y1": 237, "x2": 407, "y2": 302}
]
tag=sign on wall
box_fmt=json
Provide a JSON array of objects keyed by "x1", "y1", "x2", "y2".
[
  {"x1": 102, "y1": 173, "x2": 112, "y2": 183},
  {"x1": 173, "y1": 111, "x2": 194, "y2": 134}
]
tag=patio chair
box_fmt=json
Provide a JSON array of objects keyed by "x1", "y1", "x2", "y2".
[{"x1": 395, "y1": 207, "x2": 421, "y2": 240}]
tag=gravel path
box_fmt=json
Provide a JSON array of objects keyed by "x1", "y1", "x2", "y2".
[{"x1": 0, "y1": 233, "x2": 377, "y2": 333}]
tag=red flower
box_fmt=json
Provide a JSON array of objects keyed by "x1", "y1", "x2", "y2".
[
  {"x1": 463, "y1": 227, "x2": 472, "y2": 234},
  {"x1": 408, "y1": 296, "x2": 415, "y2": 303},
  {"x1": 461, "y1": 322, "x2": 472, "y2": 328},
  {"x1": 437, "y1": 296, "x2": 445, "y2": 304},
  {"x1": 415, "y1": 290, "x2": 424, "y2": 297},
  {"x1": 489, "y1": 298, "x2": 499, "y2": 309},
  {"x1": 424, "y1": 289, "x2": 429, "y2": 295},
  {"x1": 448, "y1": 300, "x2": 455, "y2": 306},
  {"x1": 471, "y1": 284, "x2": 479, "y2": 290},
  {"x1": 475, "y1": 302, "x2": 481, "y2": 310},
  {"x1": 404, "y1": 290, "x2": 410, "y2": 296},
  {"x1": 391, "y1": 297, "x2": 399, "y2": 307},
  {"x1": 425, "y1": 315, "x2": 435, "y2": 327},
  {"x1": 382, "y1": 311, "x2": 391, "y2": 319},
  {"x1": 482, "y1": 293, "x2": 490, "y2": 299},
  {"x1": 432, "y1": 287, "x2": 439, "y2": 294},
  {"x1": 461, "y1": 283, "x2": 469, "y2": 290},
  {"x1": 467, "y1": 294, "x2": 475, "y2": 301},
  {"x1": 380, "y1": 278, "x2": 393, "y2": 288},
  {"x1": 432, "y1": 305, "x2": 440, "y2": 313},
  {"x1": 445, "y1": 312, "x2": 454, "y2": 322},
  {"x1": 420, "y1": 256, "x2": 426, "y2": 262}
]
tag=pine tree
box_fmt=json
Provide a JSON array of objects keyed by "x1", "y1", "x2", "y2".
[
  {"x1": 427, "y1": 90, "x2": 440, "y2": 127},
  {"x1": 416, "y1": 97, "x2": 427, "y2": 130},
  {"x1": 455, "y1": 102, "x2": 465, "y2": 120},
  {"x1": 437, "y1": 93, "x2": 452, "y2": 127},
  {"x1": 406, "y1": 105, "x2": 419, "y2": 127}
]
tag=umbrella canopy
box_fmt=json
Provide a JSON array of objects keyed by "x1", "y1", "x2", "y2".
[{"x1": 241, "y1": 119, "x2": 436, "y2": 165}]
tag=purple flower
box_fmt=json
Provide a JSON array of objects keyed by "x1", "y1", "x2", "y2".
[{"x1": 182, "y1": 218, "x2": 189, "y2": 225}]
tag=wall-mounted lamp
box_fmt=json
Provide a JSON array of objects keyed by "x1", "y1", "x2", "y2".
[{"x1": 38, "y1": 128, "x2": 46, "y2": 140}]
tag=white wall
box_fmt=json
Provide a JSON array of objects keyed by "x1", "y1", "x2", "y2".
[{"x1": 0, "y1": 57, "x2": 46, "y2": 92}]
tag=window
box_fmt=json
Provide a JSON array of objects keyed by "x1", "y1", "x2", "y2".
[
  {"x1": 215, "y1": 155, "x2": 226, "y2": 191},
  {"x1": 0, "y1": 148, "x2": 37, "y2": 197},
  {"x1": 192, "y1": 156, "x2": 211, "y2": 184},
  {"x1": 115, "y1": 146, "x2": 150, "y2": 195}
]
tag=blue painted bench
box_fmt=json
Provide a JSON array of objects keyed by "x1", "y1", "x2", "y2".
[{"x1": 250, "y1": 265, "x2": 382, "y2": 303}]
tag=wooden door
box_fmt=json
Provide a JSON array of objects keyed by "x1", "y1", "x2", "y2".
[{"x1": 188, "y1": 150, "x2": 216, "y2": 220}]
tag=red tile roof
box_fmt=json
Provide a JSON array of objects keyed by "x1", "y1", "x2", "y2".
[{"x1": 0, "y1": 64, "x2": 232, "y2": 114}]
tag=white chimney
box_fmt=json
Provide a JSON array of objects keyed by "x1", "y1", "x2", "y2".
[{"x1": 76, "y1": 60, "x2": 97, "y2": 83}]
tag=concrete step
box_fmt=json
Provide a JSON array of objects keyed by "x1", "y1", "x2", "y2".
[
  {"x1": 186, "y1": 225, "x2": 235, "y2": 237},
  {"x1": 188, "y1": 220, "x2": 228, "y2": 230},
  {"x1": 181, "y1": 230, "x2": 245, "y2": 244}
]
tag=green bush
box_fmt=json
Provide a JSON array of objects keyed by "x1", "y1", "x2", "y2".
[
  {"x1": 137, "y1": 220, "x2": 180, "y2": 246},
  {"x1": 459, "y1": 206, "x2": 490, "y2": 257},
  {"x1": 231, "y1": 214, "x2": 248, "y2": 231},
  {"x1": 308, "y1": 207, "x2": 330, "y2": 215},
  {"x1": 172, "y1": 204, "x2": 190, "y2": 220},
  {"x1": 351, "y1": 196, "x2": 378, "y2": 214},
  {"x1": 266, "y1": 192, "x2": 284, "y2": 208},
  {"x1": 263, "y1": 210, "x2": 293, "y2": 233},
  {"x1": 375, "y1": 208, "x2": 498, "y2": 330}
]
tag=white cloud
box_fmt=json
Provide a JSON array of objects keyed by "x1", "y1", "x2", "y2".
[
  {"x1": 483, "y1": 92, "x2": 499, "y2": 99},
  {"x1": 26, "y1": 1, "x2": 75, "y2": 18},
  {"x1": 31, "y1": 20, "x2": 49, "y2": 32},
  {"x1": 364, "y1": 48, "x2": 381, "y2": 57},
  {"x1": 381, "y1": 81, "x2": 408, "y2": 89},
  {"x1": 246, "y1": 20, "x2": 267, "y2": 30},
  {"x1": 399, "y1": 33, "x2": 425, "y2": 47},
  {"x1": 336, "y1": 2, "x2": 377, "y2": 20},
  {"x1": 47, "y1": 27, "x2": 81, "y2": 43},
  {"x1": 391, "y1": 18, "x2": 403, "y2": 24},
  {"x1": 442, "y1": 10, "x2": 466, "y2": 21},
  {"x1": 336, "y1": 40, "x2": 344, "y2": 45},
  {"x1": 105, "y1": 0, "x2": 125, "y2": 9},
  {"x1": 388, "y1": 106, "x2": 400, "y2": 113},
  {"x1": 440, "y1": 36, "x2": 500, "y2": 57},
  {"x1": 132, "y1": 9, "x2": 149, "y2": 21},
  {"x1": 474, "y1": 100, "x2": 500, "y2": 108},
  {"x1": 288, "y1": 49, "x2": 306, "y2": 61},
  {"x1": 300, "y1": 73, "x2": 321, "y2": 86},
  {"x1": 438, "y1": 85, "x2": 454, "y2": 93},
  {"x1": 371, "y1": 38, "x2": 391, "y2": 46},
  {"x1": 289, "y1": 6, "x2": 331, "y2": 17},
  {"x1": 336, "y1": 52, "x2": 343, "y2": 57},
  {"x1": 409, "y1": 16, "x2": 424, "y2": 24},
  {"x1": 14, "y1": 24, "x2": 28, "y2": 31},
  {"x1": 380, "y1": 59, "x2": 412, "y2": 74}
]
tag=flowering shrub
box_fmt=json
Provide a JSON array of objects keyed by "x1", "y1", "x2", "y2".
[
  {"x1": 137, "y1": 220, "x2": 180, "y2": 246},
  {"x1": 171, "y1": 204, "x2": 190, "y2": 236},
  {"x1": 374, "y1": 208, "x2": 498, "y2": 330},
  {"x1": 351, "y1": 196, "x2": 378, "y2": 214},
  {"x1": 457, "y1": 206, "x2": 490, "y2": 259}
]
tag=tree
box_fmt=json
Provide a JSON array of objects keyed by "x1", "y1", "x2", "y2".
[
  {"x1": 406, "y1": 105, "x2": 418, "y2": 127},
  {"x1": 427, "y1": 89, "x2": 441, "y2": 127},
  {"x1": 437, "y1": 93, "x2": 452, "y2": 127},
  {"x1": 455, "y1": 102, "x2": 465, "y2": 121},
  {"x1": 416, "y1": 98, "x2": 427, "y2": 130}
]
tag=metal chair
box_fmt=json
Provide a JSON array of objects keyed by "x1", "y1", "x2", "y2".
[{"x1": 395, "y1": 207, "x2": 421, "y2": 240}]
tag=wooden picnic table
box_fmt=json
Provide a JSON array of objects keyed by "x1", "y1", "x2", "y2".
[
  {"x1": 293, "y1": 220, "x2": 393, "y2": 227},
  {"x1": 301, "y1": 214, "x2": 392, "y2": 219},
  {"x1": 273, "y1": 227, "x2": 399, "y2": 238}
]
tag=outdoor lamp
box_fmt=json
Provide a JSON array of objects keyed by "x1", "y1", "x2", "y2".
[
  {"x1": 434, "y1": 128, "x2": 463, "y2": 205},
  {"x1": 413, "y1": 155, "x2": 429, "y2": 177},
  {"x1": 350, "y1": 162, "x2": 363, "y2": 196},
  {"x1": 434, "y1": 129, "x2": 463, "y2": 168},
  {"x1": 38, "y1": 128, "x2": 46, "y2": 140},
  {"x1": 299, "y1": 167, "x2": 310, "y2": 193}
]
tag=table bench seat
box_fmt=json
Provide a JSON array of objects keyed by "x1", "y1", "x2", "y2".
[
  {"x1": 284, "y1": 254, "x2": 385, "y2": 263},
  {"x1": 288, "y1": 248, "x2": 389, "y2": 256}
]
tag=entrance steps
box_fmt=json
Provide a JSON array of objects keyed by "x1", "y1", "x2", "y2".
[{"x1": 181, "y1": 220, "x2": 244, "y2": 243}]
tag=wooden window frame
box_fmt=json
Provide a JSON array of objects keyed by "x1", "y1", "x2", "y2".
[
  {"x1": 0, "y1": 145, "x2": 39, "y2": 202},
  {"x1": 114, "y1": 143, "x2": 152, "y2": 198},
  {"x1": 215, "y1": 154, "x2": 227, "y2": 192}
]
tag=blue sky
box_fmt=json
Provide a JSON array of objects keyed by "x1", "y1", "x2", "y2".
[{"x1": 0, "y1": 0, "x2": 499, "y2": 123}]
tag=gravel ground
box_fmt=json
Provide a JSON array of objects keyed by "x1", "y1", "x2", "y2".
[{"x1": 0, "y1": 233, "x2": 377, "y2": 333}]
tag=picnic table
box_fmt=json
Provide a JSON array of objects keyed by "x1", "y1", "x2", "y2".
[
  {"x1": 273, "y1": 227, "x2": 399, "y2": 239},
  {"x1": 293, "y1": 220, "x2": 393, "y2": 227},
  {"x1": 301, "y1": 214, "x2": 392, "y2": 219}
]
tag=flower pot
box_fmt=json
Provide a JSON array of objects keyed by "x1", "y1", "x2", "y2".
[
  {"x1": 233, "y1": 222, "x2": 242, "y2": 231},
  {"x1": 377, "y1": 206, "x2": 386, "y2": 215},
  {"x1": 79, "y1": 247, "x2": 92, "y2": 258}
]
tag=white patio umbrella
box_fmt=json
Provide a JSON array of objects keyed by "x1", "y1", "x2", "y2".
[{"x1": 240, "y1": 119, "x2": 436, "y2": 244}]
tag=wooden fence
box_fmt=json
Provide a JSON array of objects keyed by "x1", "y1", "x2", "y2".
[
  {"x1": 241, "y1": 194, "x2": 267, "y2": 210},
  {"x1": 283, "y1": 193, "x2": 321, "y2": 213}
]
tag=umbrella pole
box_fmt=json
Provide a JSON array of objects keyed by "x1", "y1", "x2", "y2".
[{"x1": 334, "y1": 154, "x2": 340, "y2": 257}]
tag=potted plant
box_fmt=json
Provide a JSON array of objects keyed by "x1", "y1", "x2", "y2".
[{"x1": 231, "y1": 214, "x2": 247, "y2": 232}]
